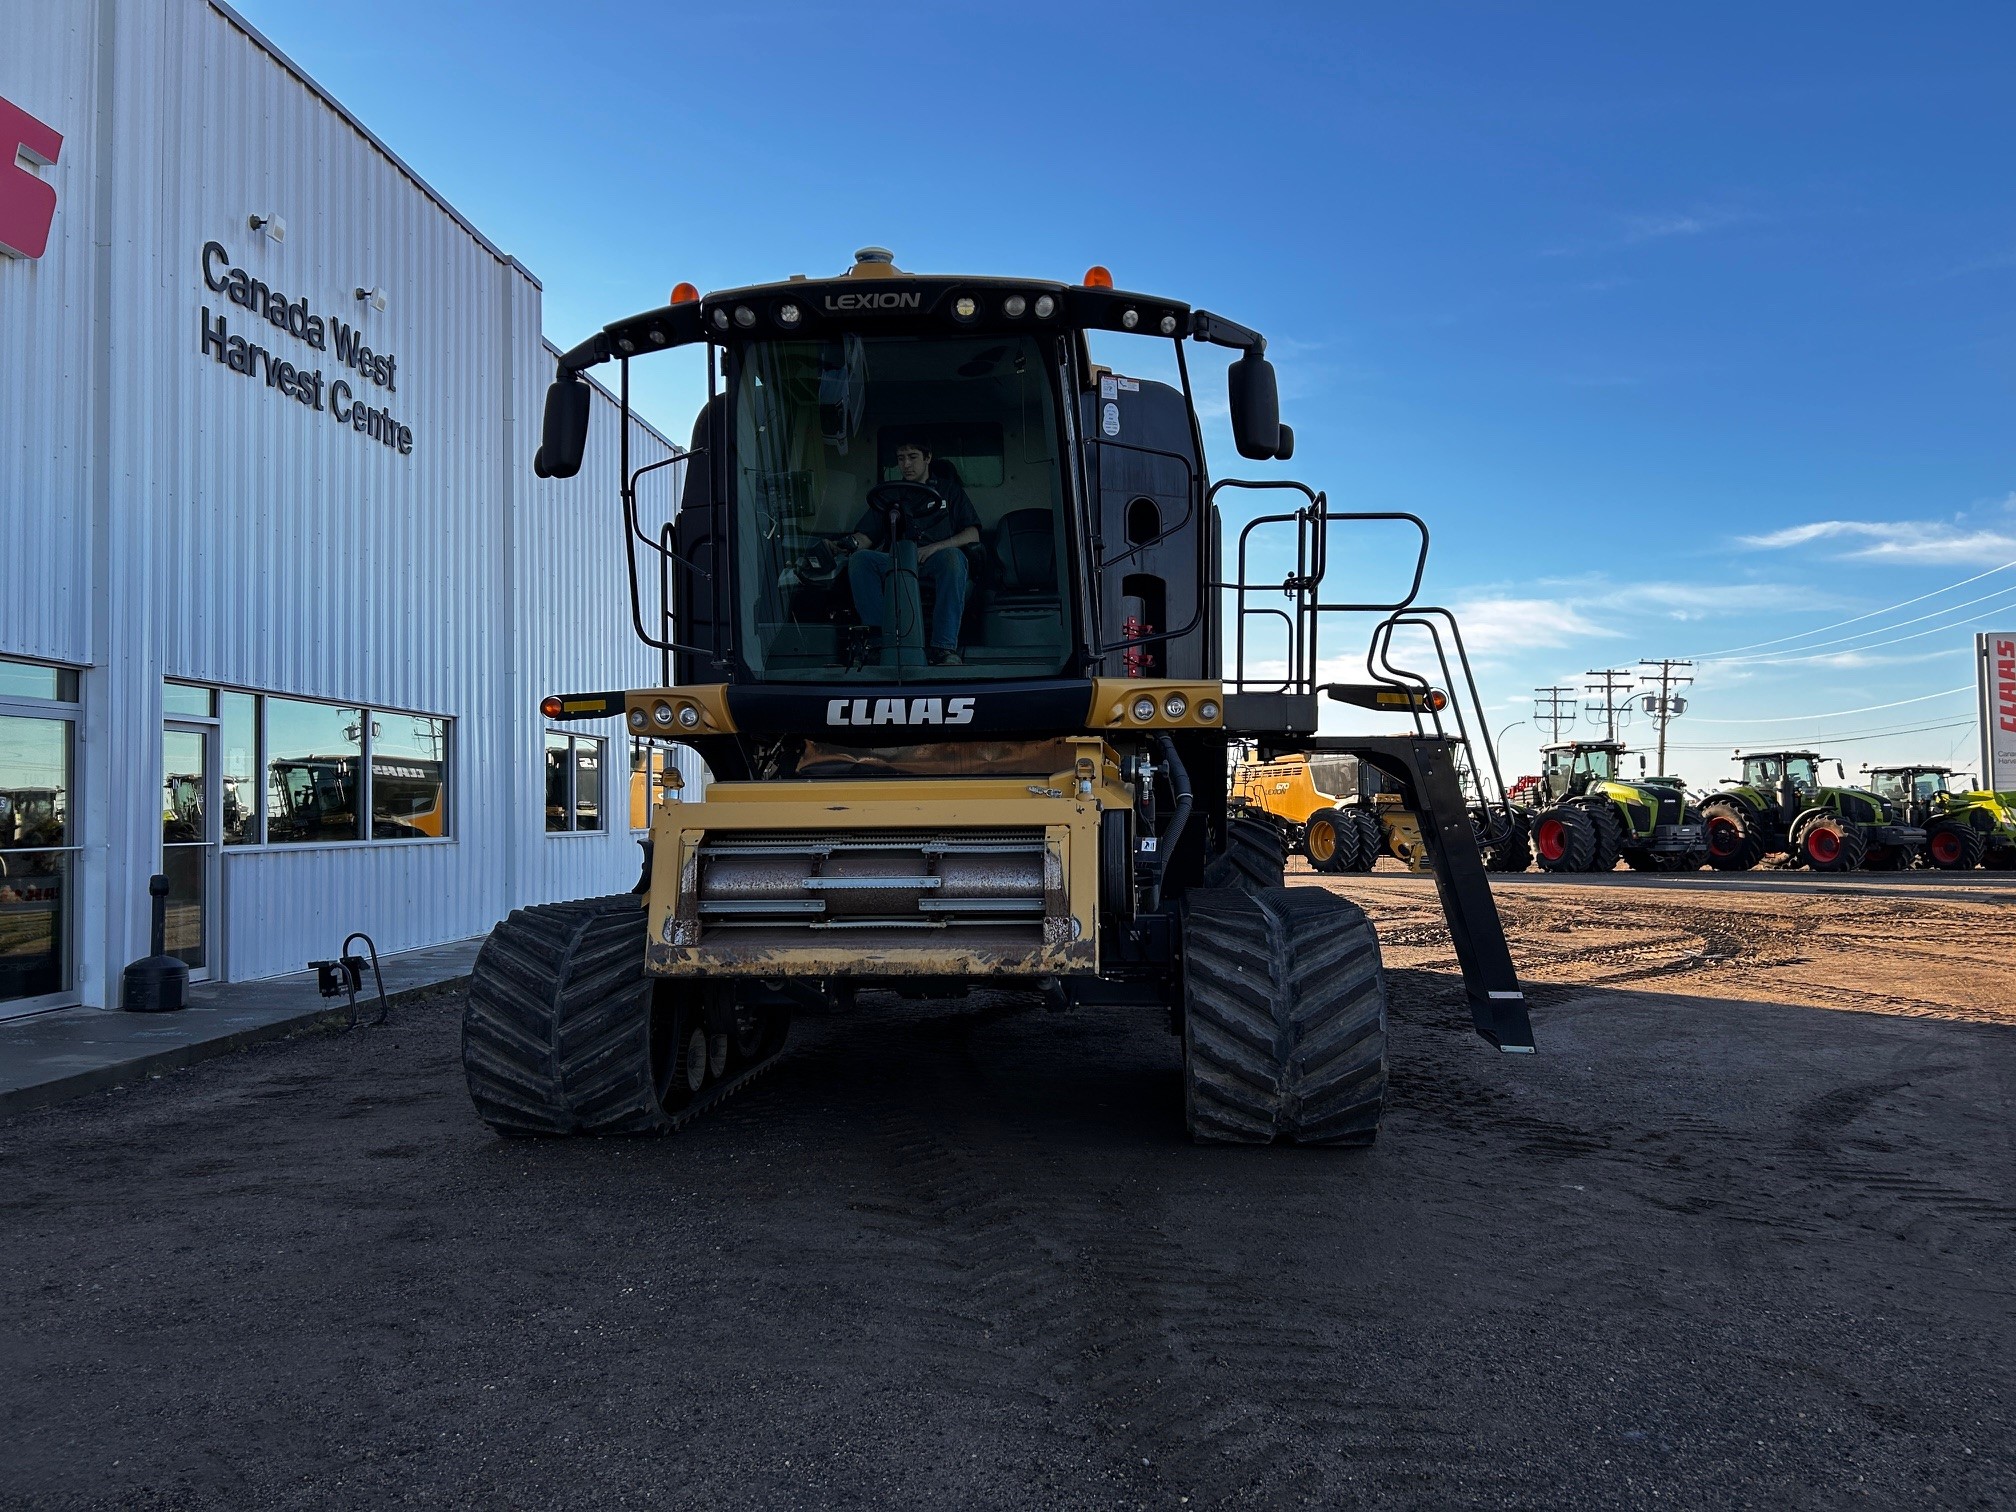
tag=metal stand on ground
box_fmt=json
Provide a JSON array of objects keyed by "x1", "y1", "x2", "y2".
[{"x1": 308, "y1": 932, "x2": 389, "y2": 1027}]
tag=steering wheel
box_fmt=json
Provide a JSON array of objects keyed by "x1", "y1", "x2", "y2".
[{"x1": 865, "y1": 480, "x2": 944, "y2": 518}]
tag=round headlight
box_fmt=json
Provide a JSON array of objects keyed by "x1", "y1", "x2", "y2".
[
  {"x1": 652, "y1": 700, "x2": 676, "y2": 728},
  {"x1": 1003, "y1": 295, "x2": 1027, "y2": 318},
  {"x1": 777, "y1": 302, "x2": 801, "y2": 326},
  {"x1": 711, "y1": 308, "x2": 729, "y2": 330},
  {"x1": 676, "y1": 703, "x2": 702, "y2": 729},
  {"x1": 1034, "y1": 295, "x2": 1056, "y2": 318},
  {"x1": 1121, "y1": 308, "x2": 1139, "y2": 329},
  {"x1": 1197, "y1": 699, "x2": 1221, "y2": 723},
  {"x1": 953, "y1": 295, "x2": 978, "y2": 319},
  {"x1": 627, "y1": 708, "x2": 647, "y2": 732},
  {"x1": 733, "y1": 305, "x2": 756, "y2": 328},
  {"x1": 1131, "y1": 695, "x2": 1157, "y2": 722},
  {"x1": 1159, "y1": 314, "x2": 1178, "y2": 335},
  {"x1": 1163, "y1": 693, "x2": 1188, "y2": 720}
]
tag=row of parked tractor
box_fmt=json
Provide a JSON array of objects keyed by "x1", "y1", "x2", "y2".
[{"x1": 1233, "y1": 744, "x2": 2016, "y2": 876}]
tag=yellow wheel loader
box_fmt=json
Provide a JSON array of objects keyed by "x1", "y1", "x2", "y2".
[{"x1": 462, "y1": 251, "x2": 1532, "y2": 1147}]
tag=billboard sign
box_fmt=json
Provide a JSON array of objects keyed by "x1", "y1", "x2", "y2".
[{"x1": 1981, "y1": 633, "x2": 2016, "y2": 791}]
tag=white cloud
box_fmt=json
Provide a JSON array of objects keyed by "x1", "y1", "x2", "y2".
[
  {"x1": 1450, "y1": 596, "x2": 1617, "y2": 653},
  {"x1": 1542, "y1": 206, "x2": 1750, "y2": 258},
  {"x1": 1739, "y1": 518, "x2": 2016, "y2": 564}
]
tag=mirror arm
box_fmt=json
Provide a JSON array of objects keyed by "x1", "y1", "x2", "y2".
[
  {"x1": 1189, "y1": 309, "x2": 1266, "y2": 354},
  {"x1": 556, "y1": 332, "x2": 612, "y2": 377}
]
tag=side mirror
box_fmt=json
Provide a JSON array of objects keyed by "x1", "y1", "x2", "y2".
[
  {"x1": 1227, "y1": 350, "x2": 1282, "y2": 460},
  {"x1": 533, "y1": 374, "x2": 592, "y2": 479}
]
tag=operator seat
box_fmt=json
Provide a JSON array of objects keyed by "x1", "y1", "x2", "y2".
[{"x1": 982, "y1": 508, "x2": 1063, "y2": 647}]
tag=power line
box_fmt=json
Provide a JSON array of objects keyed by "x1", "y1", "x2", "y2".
[
  {"x1": 1665, "y1": 716, "x2": 1976, "y2": 750},
  {"x1": 1584, "y1": 668, "x2": 1636, "y2": 743},
  {"x1": 1680, "y1": 557, "x2": 2016, "y2": 658},
  {"x1": 1702, "y1": 587, "x2": 2016, "y2": 667},
  {"x1": 1680, "y1": 684, "x2": 1974, "y2": 724}
]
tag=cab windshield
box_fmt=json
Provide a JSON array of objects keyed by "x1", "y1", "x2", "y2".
[
  {"x1": 731, "y1": 334, "x2": 1072, "y2": 682},
  {"x1": 1869, "y1": 771, "x2": 1906, "y2": 805}
]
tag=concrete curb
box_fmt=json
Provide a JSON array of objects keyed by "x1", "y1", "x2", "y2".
[{"x1": 0, "y1": 973, "x2": 472, "y2": 1122}]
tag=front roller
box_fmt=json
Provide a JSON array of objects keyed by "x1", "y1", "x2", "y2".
[
  {"x1": 463, "y1": 895, "x2": 788, "y2": 1136},
  {"x1": 1181, "y1": 886, "x2": 1388, "y2": 1146}
]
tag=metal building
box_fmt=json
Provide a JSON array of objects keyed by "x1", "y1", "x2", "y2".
[{"x1": 0, "y1": 0, "x2": 699, "y2": 1017}]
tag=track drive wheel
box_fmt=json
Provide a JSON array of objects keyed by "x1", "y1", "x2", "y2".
[
  {"x1": 1702, "y1": 801, "x2": 1767, "y2": 872},
  {"x1": 462, "y1": 896, "x2": 789, "y2": 1136},
  {"x1": 1532, "y1": 806, "x2": 1597, "y2": 871},
  {"x1": 1181, "y1": 887, "x2": 1387, "y2": 1146},
  {"x1": 1302, "y1": 806, "x2": 1355, "y2": 873},
  {"x1": 1925, "y1": 822, "x2": 1986, "y2": 871},
  {"x1": 1791, "y1": 811, "x2": 1869, "y2": 872},
  {"x1": 1204, "y1": 812, "x2": 1289, "y2": 892}
]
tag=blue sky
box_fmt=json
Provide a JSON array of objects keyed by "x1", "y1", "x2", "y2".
[{"x1": 237, "y1": 0, "x2": 2016, "y2": 785}]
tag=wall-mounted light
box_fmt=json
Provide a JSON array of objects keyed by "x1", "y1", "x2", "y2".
[
  {"x1": 247, "y1": 213, "x2": 285, "y2": 243},
  {"x1": 355, "y1": 286, "x2": 386, "y2": 312}
]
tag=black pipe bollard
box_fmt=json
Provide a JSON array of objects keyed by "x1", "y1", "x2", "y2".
[{"x1": 121, "y1": 874, "x2": 190, "y2": 1012}]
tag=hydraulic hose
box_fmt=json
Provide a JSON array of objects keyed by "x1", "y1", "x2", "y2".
[{"x1": 1151, "y1": 735, "x2": 1194, "y2": 911}]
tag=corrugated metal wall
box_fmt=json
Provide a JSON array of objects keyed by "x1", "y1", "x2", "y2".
[
  {"x1": 0, "y1": 1, "x2": 98, "y2": 665},
  {"x1": 1, "y1": 0, "x2": 710, "y2": 995}
]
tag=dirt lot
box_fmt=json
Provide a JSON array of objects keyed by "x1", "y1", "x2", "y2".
[{"x1": 3, "y1": 877, "x2": 2013, "y2": 1510}]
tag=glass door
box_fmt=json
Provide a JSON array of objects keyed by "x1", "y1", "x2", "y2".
[{"x1": 162, "y1": 723, "x2": 218, "y2": 979}]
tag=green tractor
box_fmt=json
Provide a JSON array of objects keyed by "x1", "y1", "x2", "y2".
[
  {"x1": 1864, "y1": 765, "x2": 2016, "y2": 871},
  {"x1": 1701, "y1": 750, "x2": 1925, "y2": 872},
  {"x1": 1528, "y1": 740, "x2": 1708, "y2": 873}
]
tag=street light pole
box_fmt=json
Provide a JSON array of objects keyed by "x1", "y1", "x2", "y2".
[{"x1": 1494, "y1": 719, "x2": 1528, "y2": 772}]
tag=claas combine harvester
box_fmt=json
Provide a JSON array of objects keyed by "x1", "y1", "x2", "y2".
[{"x1": 462, "y1": 249, "x2": 1532, "y2": 1146}]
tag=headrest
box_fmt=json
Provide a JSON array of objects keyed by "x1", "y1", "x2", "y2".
[{"x1": 994, "y1": 509, "x2": 1056, "y2": 592}]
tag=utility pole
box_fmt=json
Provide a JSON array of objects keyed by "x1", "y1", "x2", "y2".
[
  {"x1": 1584, "y1": 668, "x2": 1636, "y2": 744},
  {"x1": 1638, "y1": 658, "x2": 1694, "y2": 778},
  {"x1": 1533, "y1": 686, "x2": 1578, "y2": 743}
]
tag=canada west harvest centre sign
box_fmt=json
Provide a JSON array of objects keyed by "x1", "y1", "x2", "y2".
[{"x1": 197, "y1": 240, "x2": 416, "y2": 455}]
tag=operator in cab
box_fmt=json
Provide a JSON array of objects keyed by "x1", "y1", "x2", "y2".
[{"x1": 842, "y1": 437, "x2": 980, "y2": 666}]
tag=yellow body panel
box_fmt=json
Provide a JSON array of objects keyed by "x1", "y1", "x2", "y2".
[
  {"x1": 1230, "y1": 755, "x2": 1339, "y2": 826},
  {"x1": 646, "y1": 742, "x2": 1126, "y2": 979}
]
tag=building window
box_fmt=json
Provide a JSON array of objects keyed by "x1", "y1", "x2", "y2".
[
  {"x1": 547, "y1": 733, "x2": 604, "y2": 833},
  {"x1": 219, "y1": 691, "x2": 259, "y2": 845},
  {"x1": 163, "y1": 682, "x2": 214, "y2": 718},
  {"x1": 371, "y1": 714, "x2": 450, "y2": 840},
  {"x1": 266, "y1": 698, "x2": 363, "y2": 844},
  {"x1": 630, "y1": 738, "x2": 679, "y2": 830},
  {"x1": 1, "y1": 656, "x2": 80, "y2": 1013}
]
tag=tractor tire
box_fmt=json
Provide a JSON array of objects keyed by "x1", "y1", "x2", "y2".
[
  {"x1": 1350, "y1": 807, "x2": 1384, "y2": 871},
  {"x1": 1791, "y1": 811, "x2": 1869, "y2": 872},
  {"x1": 1486, "y1": 822, "x2": 1533, "y2": 873},
  {"x1": 1925, "y1": 822, "x2": 1987, "y2": 871},
  {"x1": 1181, "y1": 886, "x2": 1387, "y2": 1146},
  {"x1": 1532, "y1": 806, "x2": 1597, "y2": 872},
  {"x1": 462, "y1": 895, "x2": 789, "y2": 1137},
  {"x1": 1703, "y1": 801, "x2": 1767, "y2": 872},
  {"x1": 1863, "y1": 842, "x2": 1918, "y2": 871},
  {"x1": 1587, "y1": 804, "x2": 1624, "y2": 873},
  {"x1": 1302, "y1": 806, "x2": 1355, "y2": 873},
  {"x1": 1203, "y1": 812, "x2": 1288, "y2": 893}
]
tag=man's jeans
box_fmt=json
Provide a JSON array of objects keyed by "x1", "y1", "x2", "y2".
[{"x1": 848, "y1": 546, "x2": 968, "y2": 651}]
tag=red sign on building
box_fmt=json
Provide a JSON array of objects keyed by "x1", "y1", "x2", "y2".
[{"x1": 0, "y1": 94, "x2": 64, "y2": 260}]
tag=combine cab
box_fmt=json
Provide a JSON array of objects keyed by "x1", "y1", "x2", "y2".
[
  {"x1": 1703, "y1": 751, "x2": 1925, "y2": 872},
  {"x1": 1528, "y1": 740, "x2": 1706, "y2": 873},
  {"x1": 462, "y1": 250, "x2": 1533, "y2": 1147}
]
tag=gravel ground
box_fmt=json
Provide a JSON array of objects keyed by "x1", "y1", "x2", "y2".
[{"x1": 3, "y1": 887, "x2": 2013, "y2": 1510}]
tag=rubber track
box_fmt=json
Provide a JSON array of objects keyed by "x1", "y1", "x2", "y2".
[
  {"x1": 1203, "y1": 813, "x2": 1289, "y2": 892},
  {"x1": 1182, "y1": 886, "x2": 1388, "y2": 1146},
  {"x1": 462, "y1": 896, "x2": 785, "y2": 1136}
]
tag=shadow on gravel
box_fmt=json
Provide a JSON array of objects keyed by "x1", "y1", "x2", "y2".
[{"x1": 1, "y1": 973, "x2": 2010, "y2": 1510}]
